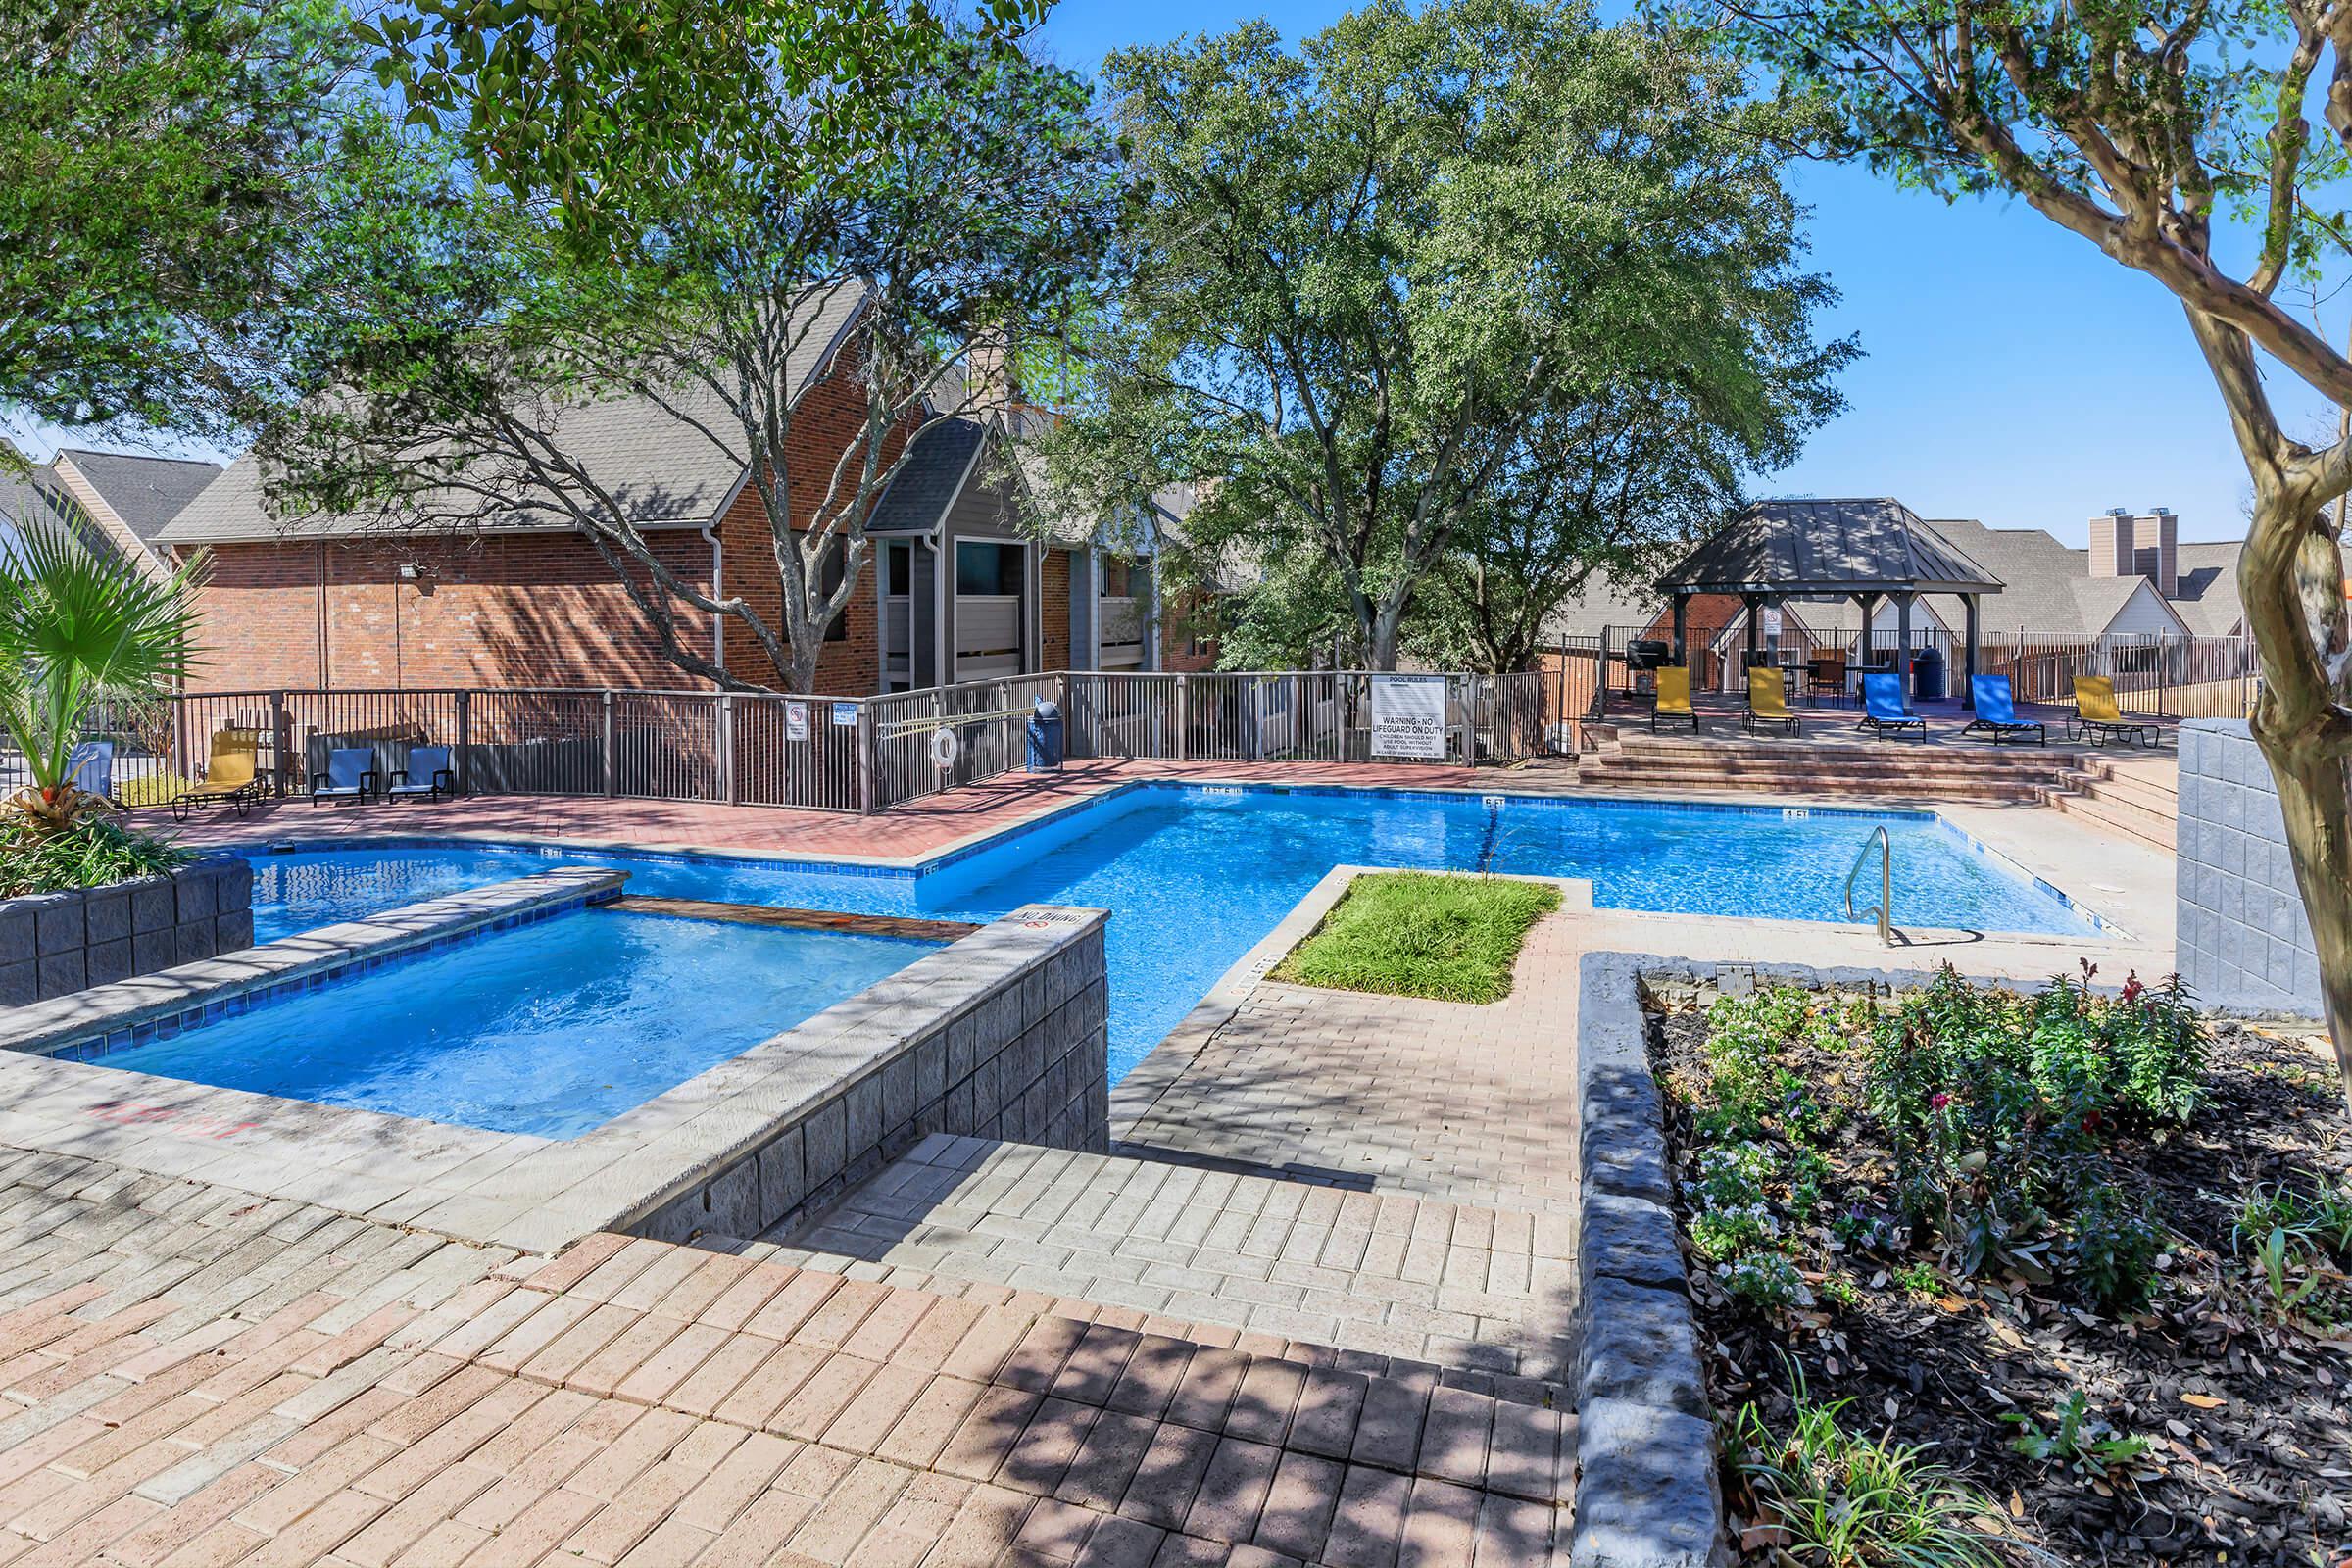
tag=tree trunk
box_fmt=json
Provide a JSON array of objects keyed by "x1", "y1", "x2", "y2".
[{"x1": 2239, "y1": 486, "x2": 2352, "y2": 1105}]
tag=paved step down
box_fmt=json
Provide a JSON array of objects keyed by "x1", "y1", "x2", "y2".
[
  {"x1": 2067, "y1": 765, "x2": 2179, "y2": 816},
  {"x1": 730, "y1": 1136, "x2": 1579, "y2": 1396},
  {"x1": 2049, "y1": 786, "x2": 2175, "y2": 852}
]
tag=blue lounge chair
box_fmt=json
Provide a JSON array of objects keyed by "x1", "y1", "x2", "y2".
[
  {"x1": 387, "y1": 745, "x2": 455, "y2": 804},
  {"x1": 66, "y1": 739, "x2": 115, "y2": 805},
  {"x1": 1854, "y1": 672, "x2": 1926, "y2": 742},
  {"x1": 310, "y1": 747, "x2": 376, "y2": 806},
  {"x1": 1960, "y1": 674, "x2": 2044, "y2": 747}
]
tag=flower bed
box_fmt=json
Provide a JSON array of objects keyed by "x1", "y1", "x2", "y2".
[{"x1": 1647, "y1": 965, "x2": 2352, "y2": 1566}]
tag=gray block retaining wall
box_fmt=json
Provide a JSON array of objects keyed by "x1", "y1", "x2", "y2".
[
  {"x1": 629, "y1": 912, "x2": 1111, "y2": 1246},
  {"x1": 2176, "y1": 719, "x2": 2324, "y2": 1017},
  {"x1": 0, "y1": 858, "x2": 253, "y2": 1008}
]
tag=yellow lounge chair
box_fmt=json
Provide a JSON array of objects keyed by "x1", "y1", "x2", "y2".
[
  {"x1": 1650, "y1": 665, "x2": 1698, "y2": 733},
  {"x1": 2068, "y1": 675, "x2": 2160, "y2": 748},
  {"x1": 1743, "y1": 666, "x2": 1800, "y2": 735},
  {"x1": 169, "y1": 729, "x2": 266, "y2": 821}
]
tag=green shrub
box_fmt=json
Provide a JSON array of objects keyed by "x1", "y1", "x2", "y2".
[
  {"x1": 1731, "y1": 1391, "x2": 2012, "y2": 1567},
  {"x1": 0, "y1": 815, "x2": 193, "y2": 897}
]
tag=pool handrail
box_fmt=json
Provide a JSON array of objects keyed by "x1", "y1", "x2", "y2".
[{"x1": 1843, "y1": 824, "x2": 1893, "y2": 945}]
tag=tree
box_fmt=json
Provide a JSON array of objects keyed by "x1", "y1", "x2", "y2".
[
  {"x1": 1409, "y1": 377, "x2": 1834, "y2": 673},
  {"x1": 1711, "y1": 0, "x2": 2352, "y2": 1097},
  {"x1": 276, "y1": 4, "x2": 1120, "y2": 692},
  {"x1": 0, "y1": 487, "x2": 203, "y2": 830},
  {"x1": 0, "y1": 0, "x2": 363, "y2": 442},
  {"x1": 1041, "y1": 0, "x2": 1847, "y2": 671}
]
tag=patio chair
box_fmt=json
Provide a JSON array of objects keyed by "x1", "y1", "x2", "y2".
[
  {"x1": 1807, "y1": 652, "x2": 1847, "y2": 707},
  {"x1": 168, "y1": 729, "x2": 265, "y2": 821},
  {"x1": 2069, "y1": 675, "x2": 2161, "y2": 747},
  {"x1": 1960, "y1": 674, "x2": 2044, "y2": 746},
  {"x1": 66, "y1": 739, "x2": 115, "y2": 806},
  {"x1": 1743, "y1": 667, "x2": 1800, "y2": 736},
  {"x1": 310, "y1": 747, "x2": 376, "y2": 807},
  {"x1": 1854, "y1": 671, "x2": 1927, "y2": 742},
  {"x1": 386, "y1": 745, "x2": 456, "y2": 804},
  {"x1": 1650, "y1": 665, "x2": 1699, "y2": 733}
]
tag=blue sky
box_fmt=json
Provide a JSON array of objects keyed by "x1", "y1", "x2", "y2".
[{"x1": 1039, "y1": 0, "x2": 2336, "y2": 548}]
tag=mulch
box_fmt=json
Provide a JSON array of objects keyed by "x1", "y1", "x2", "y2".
[{"x1": 1647, "y1": 990, "x2": 2352, "y2": 1567}]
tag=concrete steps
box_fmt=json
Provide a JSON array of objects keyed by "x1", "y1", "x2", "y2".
[
  {"x1": 1574, "y1": 734, "x2": 2084, "y2": 804},
  {"x1": 2045, "y1": 754, "x2": 2179, "y2": 852},
  {"x1": 742, "y1": 1135, "x2": 1580, "y2": 1396}
]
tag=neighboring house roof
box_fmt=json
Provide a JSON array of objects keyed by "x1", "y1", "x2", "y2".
[
  {"x1": 1658, "y1": 498, "x2": 2004, "y2": 598},
  {"x1": 1541, "y1": 569, "x2": 1668, "y2": 642},
  {"x1": 158, "y1": 281, "x2": 867, "y2": 547},
  {"x1": 2170, "y1": 543, "x2": 2246, "y2": 637},
  {"x1": 52, "y1": 449, "x2": 220, "y2": 545},
  {"x1": 0, "y1": 463, "x2": 56, "y2": 562}
]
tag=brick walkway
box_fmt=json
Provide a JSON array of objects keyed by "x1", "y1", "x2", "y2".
[
  {"x1": 746, "y1": 1141, "x2": 1577, "y2": 1388},
  {"x1": 1114, "y1": 918, "x2": 1583, "y2": 1219},
  {"x1": 0, "y1": 1146, "x2": 1570, "y2": 1566}
]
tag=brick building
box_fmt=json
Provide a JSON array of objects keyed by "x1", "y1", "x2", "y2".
[{"x1": 158, "y1": 285, "x2": 1206, "y2": 697}]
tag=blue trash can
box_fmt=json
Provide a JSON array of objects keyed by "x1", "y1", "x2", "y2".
[{"x1": 1025, "y1": 700, "x2": 1063, "y2": 771}]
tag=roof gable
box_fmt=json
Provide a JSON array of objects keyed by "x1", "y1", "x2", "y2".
[{"x1": 1658, "y1": 498, "x2": 2003, "y2": 597}]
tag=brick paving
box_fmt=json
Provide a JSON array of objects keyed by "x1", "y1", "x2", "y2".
[
  {"x1": 1115, "y1": 915, "x2": 1583, "y2": 1220},
  {"x1": 0, "y1": 1139, "x2": 1571, "y2": 1565},
  {"x1": 744, "y1": 1140, "x2": 1577, "y2": 1386}
]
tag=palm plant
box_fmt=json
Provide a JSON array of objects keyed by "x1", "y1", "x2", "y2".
[{"x1": 0, "y1": 486, "x2": 206, "y2": 832}]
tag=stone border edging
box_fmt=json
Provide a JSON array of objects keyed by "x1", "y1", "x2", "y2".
[{"x1": 1573, "y1": 951, "x2": 2138, "y2": 1568}]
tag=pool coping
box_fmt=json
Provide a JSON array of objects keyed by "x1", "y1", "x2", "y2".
[
  {"x1": 0, "y1": 870, "x2": 1111, "y2": 1255},
  {"x1": 223, "y1": 773, "x2": 2127, "y2": 938}
]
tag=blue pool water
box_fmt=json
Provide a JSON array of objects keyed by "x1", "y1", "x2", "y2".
[
  {"x1": 110, "y1": 908, "x2": 936, "y2": 1137},
  {"x1": 242, "y1": 784, "x2": 2097, "y2": 1083}
]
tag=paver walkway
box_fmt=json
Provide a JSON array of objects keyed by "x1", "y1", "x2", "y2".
[
  {"x1": 1115, "y1": 918, "x2": 1583, "y2": 1220},
  {"x1": 0, "y1": 1145, "x2": 1570, "y2": 1566},
  {"x1": 745, "y1": 1140, "x2": 1576, "y2": 1388}
]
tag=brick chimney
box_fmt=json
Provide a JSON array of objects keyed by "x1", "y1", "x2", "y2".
[
  {"x1": 2137, "y1": 508, "x2": 2178, "y2": 598},
  {"x1": 2088, "y1": 509, "x2": 2135, "y2": 577}
]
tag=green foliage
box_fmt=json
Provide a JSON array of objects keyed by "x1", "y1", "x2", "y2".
[
  {"x1": 1270, "y1": 872, "x2": 1560, "y2": 1004},
  {"x1": 0, "y1": 0, "x2": 368, "y2": 435},
  {"x1": 0, "y1": 494, "x2": 204, "y2": 828},
  {"x1": 2232, "y1": 1172, "x2": 2352, "y2": 1320},
  {"x1": 2003, "y1": 1392, "x2": 2153, "y2": 1480},
  {"x1": 1865, "y1": 966, "x2": 2187, "y2": 1308},
  {"x1": 1730, "y1": 1392, "x2": 2011, "y2": 1568},
  {"x1": 1042, "y1": 0, "x2": 1851, "y2": 670},
  {"x1": 0, "y1": 814, "x2": 191, "y2": 897}
]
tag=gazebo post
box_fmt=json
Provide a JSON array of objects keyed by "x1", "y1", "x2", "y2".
[
  {"x1": 1854, "y1": 592, "x2": 1878, "y2": 669},
  {"x1": 1671, "y1": 594, "x2": 1689, "y2": 662},
  {"x1": 1964, "y1": 594, "x2": 1982, "y2": 710},
  {"x1": 1742, "y1": 593, "x2": 1760, "y2": 671},
  {"x1": 1895, "y1": 592, "x2": 1916, "y2": 696}
]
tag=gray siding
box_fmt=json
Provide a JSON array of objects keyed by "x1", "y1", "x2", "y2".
[{"x1": 2177, "y1": 719, "x2": 2325, "y2": 1016}]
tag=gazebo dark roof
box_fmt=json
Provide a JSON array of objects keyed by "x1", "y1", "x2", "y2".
[{"x1": 1656, "y1": 498, "x2": 2004, "y2": 599}]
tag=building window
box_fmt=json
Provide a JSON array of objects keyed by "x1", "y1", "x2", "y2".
[
  {"x1": 885, "y1": 543, "x2": 912, "y2": 596},
  {"x1": 956, "y1": 541, "x2": 1021, "y2": 596}
]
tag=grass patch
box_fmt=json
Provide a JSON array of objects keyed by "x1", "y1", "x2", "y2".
[{"x1": 1270, "y1": 871, "x2": 1561, "y2": 1004}]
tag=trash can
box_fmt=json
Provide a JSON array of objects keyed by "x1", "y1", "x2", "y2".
[
  {"x1": 1911, "y1": 646, "x2": 1946, "y2": 703},
  {"x1": 1025, "y1": 700, "x2": 1063, "y2": 772}
]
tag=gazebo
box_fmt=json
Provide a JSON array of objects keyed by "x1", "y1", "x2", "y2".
[{"x1": 1654, "y1": 498, "x2": 2005, "y2": 700}]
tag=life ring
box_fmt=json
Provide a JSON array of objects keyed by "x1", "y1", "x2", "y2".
[{"x1": 929, "y1": 727, "x2": 960, "y2": 768}]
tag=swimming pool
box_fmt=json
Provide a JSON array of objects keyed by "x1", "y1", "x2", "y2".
[
  {"x1": 239, "y1": 783, "x2": 2098, "y2": 1083},
  {"x1": 93, "y1": 906, "x2": 938, "y2": 1137}
]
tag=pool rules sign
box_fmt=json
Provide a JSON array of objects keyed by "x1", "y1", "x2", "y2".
[{"x1": 1369, "y1": 673, "x2": 1447, "y2": 760}]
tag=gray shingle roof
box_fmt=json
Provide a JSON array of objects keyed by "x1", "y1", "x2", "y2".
[
  {"x1": 159, "y1": 281, "x2": 866, "y2": 546},
  {"x1": 55, "y1": 450, "x2": 221, "y2": 542},
  {"x1": 1657, "y1": 498, "x2": 2003, "y2": 597},
  {"x1": 866, "y1": 416, "x2": 987, "y2": 536}
]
